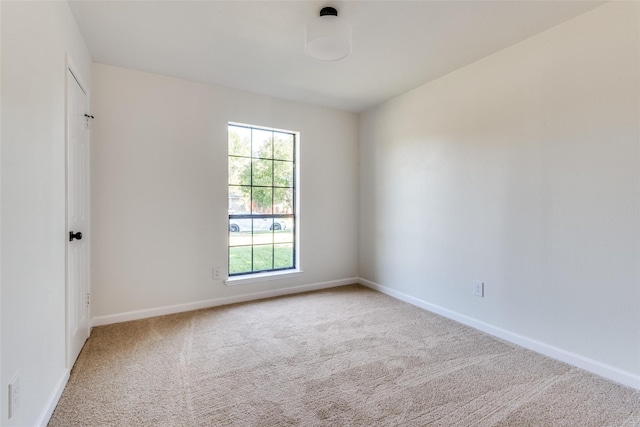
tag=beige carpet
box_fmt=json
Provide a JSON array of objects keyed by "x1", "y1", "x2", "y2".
[{"x1": 50, "y1": 285, "x2": 640, "y2": 426}]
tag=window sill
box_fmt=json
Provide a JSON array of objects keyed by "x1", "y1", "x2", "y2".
[{"x1": 224, "y1": 269, "x2": 303, "y2": 286}]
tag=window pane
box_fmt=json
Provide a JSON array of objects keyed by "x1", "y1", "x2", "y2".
[
  {"x1": 273, "y1": 133, "x2": 294, "y2": 161},
  {"x1": 253, "y1": 245, "x2": 273, "y2": 271},
  {"x1": 229, "y1": 187, "x2": 250, "y2": 213},
  {"x1": 229, "y1": 215, "x2": 251, "y2": 232},
  {"x1": 253, "y1": 232, "x2": 273, "y2": 246},
  {"x1": 273, "y1": 161, "x2": 293, "y2": 188},
  {"x1": 229, "y1": 126, "x2": 251, "y2": 157},
  {"x1": 252, "y1": 187, "x2": 273, "y2": 213},
  {"x1": 229, "y1": 232, "x2": 249, "y2": 247},
  {"x1": 229, "y1": 246, "x2": 252, "y2": 274},
  {"x1": 274, "y1": 226, "x2": 293, "y2": 244},
  {"x1": 253, "y1": 220, "x2": 273, "y2": 244},
  {"x1": 252, "y1": 129, "x2": 273, "y2": 159},
  {"x1": 252, "y1": 159, "x2": 272, "y2": 187},
  {"x1": 229, "y1": 157, "x2": 251, "y2": 185},
  {"x1": 272, "y1": 218, "x2": 288, "y2": 234},
  {"x1": 273, "y1": 188, "x2": 293, "y2": 214},
  {"x1": 274, "y1": 244, "x2": 294, "y2": 269}
]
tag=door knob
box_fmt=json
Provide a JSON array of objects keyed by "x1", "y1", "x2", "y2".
[{"x1": 69, "y1": 231, "x2": 83, "y2": 241}]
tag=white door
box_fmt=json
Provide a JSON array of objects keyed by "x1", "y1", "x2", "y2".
[{"x1": 67, "y1": 68, "x2": 90, "y2": 367}]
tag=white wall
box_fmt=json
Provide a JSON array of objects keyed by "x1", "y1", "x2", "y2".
[
  {"x1": 359, "y1": 1, "x2": 640, "y2": 385},
  {"x1": 90, "y1": 64, "x2": 358, "y2": 320},
  {"x1": 1, "y1": 1, "x2": 91, "y2": 425}
]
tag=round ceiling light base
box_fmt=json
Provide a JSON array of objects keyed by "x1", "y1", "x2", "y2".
[{"x1": 305, "y1": 7, "x2": 352, "y2": 61}]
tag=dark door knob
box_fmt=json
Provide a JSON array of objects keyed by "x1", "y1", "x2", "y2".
[{"x1": 69, "y1": 231, "x2": 83, "y2": 241}]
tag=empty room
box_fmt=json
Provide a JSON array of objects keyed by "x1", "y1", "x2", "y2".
[{"x1": 1, "y1": 0, "x2": 639, "y2": 425}]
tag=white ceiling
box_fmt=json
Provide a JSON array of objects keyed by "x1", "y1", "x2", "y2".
[{"x1": 69, "y1": 0, "x2": 605, "y2": 112}]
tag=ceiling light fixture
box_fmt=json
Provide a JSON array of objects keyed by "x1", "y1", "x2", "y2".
[{"x1": 305, "y1": 6, "x2": 352, "y2": 61}]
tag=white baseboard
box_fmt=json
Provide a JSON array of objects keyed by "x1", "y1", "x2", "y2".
[
  {"x1": 358, "y1": 278, "x2": 640, "y2": 391},
  {"x1": 36, "y1": 368, "x2": 69, "y2": 427},
  {"x1": 91, "y1": 277, "x2": 358, "y2": 327}
]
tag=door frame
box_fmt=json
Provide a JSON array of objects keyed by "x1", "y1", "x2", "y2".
[{"x1": 65, "y1": 57, "x2": 91, "y2": 369}]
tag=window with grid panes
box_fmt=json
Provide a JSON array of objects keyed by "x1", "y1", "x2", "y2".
[{"x1": 228, "y1": 124, "x2": 296, "y2": 276}]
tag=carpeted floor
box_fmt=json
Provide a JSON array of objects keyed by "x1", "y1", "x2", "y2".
[{"x1": 49, "y1": 284, "x2": 640, "y2": 426}]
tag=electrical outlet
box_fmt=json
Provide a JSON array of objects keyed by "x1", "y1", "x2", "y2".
[
  {"x1": 213, "y1": 267, "x2": 222, "y2": 280},
  {"x1": 473, "y1": 280, "x2": 484, "y2": 297},
  {"x1": 8, "y1": 376, "x2": 20, "y2": 418}
]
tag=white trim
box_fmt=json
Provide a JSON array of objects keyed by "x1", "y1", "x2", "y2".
[
  {"x1": 358, "y1": 278, "x2": 640, "y2": 391},
  {"x1": 225, "y1": 269, "x2": 303, "y2": 286},
  {"x1": 36, "y1": 369, "x2": 69, "y2": 427},
  {"x1": 91, "y1": 277, "x2": 358, "y2": 327}
]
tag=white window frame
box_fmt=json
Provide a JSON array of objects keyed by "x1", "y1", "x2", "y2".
[{"x1": 225, "y1": 122, "x2": 301, "y2": 285}]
